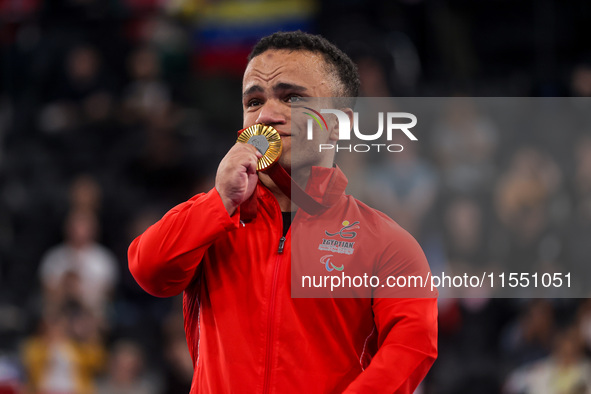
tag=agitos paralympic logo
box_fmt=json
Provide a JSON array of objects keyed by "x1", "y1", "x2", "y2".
[
  {"x1": 320, "y1": 255, "x2": 344, "y2": 272},
  {"x1": 303, "y1": 107, "x2": 417, "y2": 153}
]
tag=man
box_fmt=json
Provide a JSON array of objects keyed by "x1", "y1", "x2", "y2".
[{"x1": 129, "y1": 31, "x2": 437, "y2": 393}]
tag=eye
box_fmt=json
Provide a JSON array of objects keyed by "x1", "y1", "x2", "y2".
[
  {"x1": 246, "y1": 98, "x2": 263, "y2": 108},
  {"x1": 286, "y1": 95, "x2": 303, "y2": 104}
]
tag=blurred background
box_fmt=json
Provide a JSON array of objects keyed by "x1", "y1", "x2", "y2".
[{"x1": 1, "y1": 0, "x2": 591, "y2": 393}]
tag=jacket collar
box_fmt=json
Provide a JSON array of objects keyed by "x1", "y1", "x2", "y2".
[
  {"x1": 257, "y1": 164, "x2": 348, "y2": 211},
  {"x1": 304, "y1": 165, "x2": 348, "y2": 208}
]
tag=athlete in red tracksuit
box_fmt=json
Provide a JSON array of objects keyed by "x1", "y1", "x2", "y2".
[{"x1": 128, "y1": 31, "x2": 437, "y2": 393}]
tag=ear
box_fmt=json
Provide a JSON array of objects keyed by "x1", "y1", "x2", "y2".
[{"x1": 328, "y1": 107, "x2": 354, "y2": 141}]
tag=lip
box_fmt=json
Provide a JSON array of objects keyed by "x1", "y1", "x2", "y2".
[
  {"x1": 253, "y1": 124, "x2": 291, "y2": 137},
  {"x1": 275, "y1": 129, "x2": 291, "y2": 137}
]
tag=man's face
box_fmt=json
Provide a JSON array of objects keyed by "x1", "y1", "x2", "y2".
[{"x1": 242, "y1": 49, "x2": 337, "y2": 172}]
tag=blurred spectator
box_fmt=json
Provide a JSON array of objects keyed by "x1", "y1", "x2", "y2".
[
  {"x1": 0, "y1": 353, "x2": 24, "y2": 394},
  {"x1": 136, "y1": 15, "x2": 191, "y2": 95},
  {"x1": 39, "y1": 44, "x2": 114, "y2": 135},
  {"x1": 69, "y1": 174, "x2": 102, "y2": 213},
  {"x1": 573, "y1": 136, "x2": 591, "y2": 203},
  {"x1": 21, "y1": 306, "x2": 105, "y2": 394},
  {"x1": 38, "y1": 209, "x2": 118, "y2": 320},
  {"x1": 431, "y1": 97, "x2": 499, "y2": 194},
  {"x1": 442, "y1": 196, "x2": 487, "y2": 269},
  {"x1": 564, "y1": 136, "x2": 591, "y2": 295},
  {"x1": 355, "y1": 49, "x2": 394, "y2": 97},
  {"x1": 348, "y1": 35, "x2": 420, "y2": 97},
  {"x1": 504, "y1": 325, "x2": 591, "y2": 394},
  {"x1": 496, "y1": 147, "x2": 562, "y2": 224},
  {"x1": 95, "y1": 340, "x2": 158, "y2": 394},
  {"x1": 109, "y1": 45, "x2": 203, "y2": 207},
  {"x1": 160, "y1": 301, "x2": 192, "y2": 394},
  {"x1": 577, "y1": 299, "x2": 591, "y2": 354},
  {"x1": 570, "y1": 58, "x2": 591, "y2": 97},
  {"x1": 432, "y1": 298, "x2": 509, "y2": 394},
  {"x1": 501, "y1": 300, "x2": 556, "y2": 368},
  {"x1": 62, "y1": 45, "x2": 110, "y2": 103},
  {"x1": 367, "y1": 133, "x2": 438, "y2": 237},
  {"x1": 161, "y1": 334, "x2": 193, "y2": 394},
  {"x1": 493, "y1": 147, "x2": 564, "y2": 273},
  {"x1": 118, "y1": 104, "x2": 198, "y2": 207},
  {"x1": 121, "y1": 46, "x2": 171, "y2": 125}
]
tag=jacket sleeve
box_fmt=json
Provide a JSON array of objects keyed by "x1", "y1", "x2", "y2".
[
  {"x1": 344, "y1": 297, "x2": 438, "y2": 393},
  {"x1": 128, "y1": 187, "x2": 240, "y2": 298},
  {"x1": 344, "y1": 225, "x2": 438, "y2": 393}
]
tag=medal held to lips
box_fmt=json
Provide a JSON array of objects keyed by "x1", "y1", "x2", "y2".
[
  {"x1": 236, "y1": 124, "x2": 282, "y2": 171},
  {"x1": 236, "y1": 123, "x2": 326, "y2": 222}
]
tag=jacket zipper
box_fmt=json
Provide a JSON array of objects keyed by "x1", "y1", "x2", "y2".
[
  {"x1": 277, "y1": 236, "x2": 286, "y2": 254},
  {"x1": 263, "y1": 234, "x2": 287, "y2": 394}
]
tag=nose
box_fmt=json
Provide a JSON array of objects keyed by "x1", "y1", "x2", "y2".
[{"x1": 255, "y1": 99, "x2": 287, "y2": 127}]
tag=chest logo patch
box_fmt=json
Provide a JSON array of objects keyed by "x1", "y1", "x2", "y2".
[
  {"x1": 318, "y1": 220, "x2": 360, "y2": 255},
  {"x1": 325, "y1": 220, "x2": 360, "y2": 239}
]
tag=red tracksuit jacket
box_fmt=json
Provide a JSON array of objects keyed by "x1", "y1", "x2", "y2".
[{"x1": 128, "y1": 165, "x2": 437, "y2": 393}]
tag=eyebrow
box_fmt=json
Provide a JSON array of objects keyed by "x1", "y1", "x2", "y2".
[
  {"x1": 274, "y1": 82, "x2": 307, "y2": 93},
  {"x1": 242, "y1": 85, "x2": 264, "y2": 98},
  {"x1": 242, "y1": 82, "x2": 308, "y2": 98}
]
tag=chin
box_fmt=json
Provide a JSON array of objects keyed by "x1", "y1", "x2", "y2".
[{"x1": 278, "y1": 155, "x2": 291, "y2": 169}]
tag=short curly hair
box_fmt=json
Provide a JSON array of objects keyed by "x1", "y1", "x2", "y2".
[{"x1": 248, "y1": 31, "x2": 360, "y2": 100}]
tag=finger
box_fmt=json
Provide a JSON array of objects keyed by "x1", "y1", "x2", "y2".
[
  {"x1": 236, "y1": 142, "x2": 264, "y2": 159},
  {"x1": 245, "y1": 153, "x2": 259, "y2": 175}
]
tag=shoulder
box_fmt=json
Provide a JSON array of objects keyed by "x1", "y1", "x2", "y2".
[
  {"x1": 344, "y1": 195, "x2": 426, "y2": 265},
  {"x1": 41, "y1": 244, "x2": 68, "y2": 261},
  {"x1": 90, "y1": 243, "x2": 117, "y2": 260},
  {"x1": 346, "y1": 195, "x2": 415, "y2": 241},
  {"x1": 39, "y1": 244, "x2": 71, "y2": 276}
]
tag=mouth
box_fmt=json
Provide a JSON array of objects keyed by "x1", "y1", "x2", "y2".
[{"x1": 254, "y1": 124, "x2": 291, "y2": 137}]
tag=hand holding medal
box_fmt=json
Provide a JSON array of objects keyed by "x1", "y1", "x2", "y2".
[
  {"x1": 236, "y1": 124, "x2": 328, "y2": 221},
  {"x1": 236, "y1": 124, "x2": 283, "y2": 170}
]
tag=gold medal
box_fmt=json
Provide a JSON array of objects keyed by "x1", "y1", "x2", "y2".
[{"x1": 237, "y1": 124, "x2": 282, "y2": 171}]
